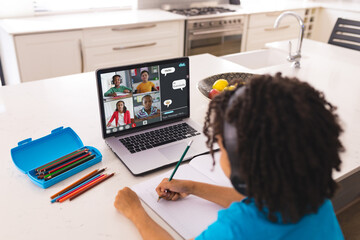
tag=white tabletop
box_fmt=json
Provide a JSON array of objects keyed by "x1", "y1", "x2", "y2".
[
  {"x1": 1, "y1": 49, "x2": 359, "y2": 239},
  {"x1": 0, "y1": 54, "x2": 249, "y2": 240}
]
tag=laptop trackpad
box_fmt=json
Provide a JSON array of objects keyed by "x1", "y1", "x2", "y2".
[{"x1": 158, "y1": 142, "x2": 197, "y2": 161}]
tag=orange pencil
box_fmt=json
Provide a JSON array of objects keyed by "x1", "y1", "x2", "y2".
[
  {"x1": 69, "y1": 173, "x2": 115, "y2": 201},
  {"x1": 50, "y1": 169, "x2": 99, "y2": 199},
  {"x1": 58, "y1": 175, "x2": 107, "y2": 203}
]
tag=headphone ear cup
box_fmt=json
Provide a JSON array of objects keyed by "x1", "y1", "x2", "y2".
[{"x1": 230, "y1": 174, "x2": 247, "y2": 195}]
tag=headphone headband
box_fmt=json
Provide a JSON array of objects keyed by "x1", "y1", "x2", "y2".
[{"x1": 223, "y1": 86, "x2": 247, "y2": 195}]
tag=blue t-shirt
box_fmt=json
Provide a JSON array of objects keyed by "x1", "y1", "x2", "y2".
[{"x1": 195, "y1": 198, "x2": 343, "y2": 240}]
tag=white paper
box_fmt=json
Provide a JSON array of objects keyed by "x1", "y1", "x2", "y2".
[
  {"x1": 189, "y1": 152, "x2": 233, "y2": 188},
  {"x1": 132, "y1": 153, "x2": 233, "y2": 239}
]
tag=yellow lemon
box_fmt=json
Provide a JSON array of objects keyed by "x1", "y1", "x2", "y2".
[{"x1": 212, "y1": 79, "x2": 229, "y2": 91}]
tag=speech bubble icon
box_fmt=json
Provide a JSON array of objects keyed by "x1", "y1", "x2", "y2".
[
  {"x1": 172, "y1": 79, "x2": 186, "y2": 91},
  {"x1": 164, "y1": 99, "x2": 172, "y2": 108},
  {"x1": 161, "y1": 67, "x2": 175, "y2": 76}
]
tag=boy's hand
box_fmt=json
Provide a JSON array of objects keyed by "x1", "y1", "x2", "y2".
[
  {"x1": 114, "y1": 187, "x2": 144, "y2": 220},
  {"x1": 156, "y1": 178, "x2": 192, "y2": 201}
]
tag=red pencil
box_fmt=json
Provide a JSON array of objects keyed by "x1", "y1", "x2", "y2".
[
  {"x1": 58, "y1": 175, "x2": 107, "y2": 203},
  {"x1": 37, "y1": 149, "x2": 89, "y2": 173},
  {"x1": 48, "y1": 153, "x2": 90, "y2": 174},
  {"x1": 69, "y1": 173, "x2": 115, "y2": 201}
]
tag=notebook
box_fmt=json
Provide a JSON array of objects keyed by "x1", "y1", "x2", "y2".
[
  {"x1": 132, "y1": 152, "x2": 232, "y2": 239},
  {"x1": 96, "y1": 57, "x2": 209, "y2": 175}
]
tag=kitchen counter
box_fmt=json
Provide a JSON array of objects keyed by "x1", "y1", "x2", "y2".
[
  {"x1": 0, "y1": 9, "x2": 186, "y2": 35},
  {"x1": 2, "y1": 0, "x2": 360, "y2": 35}
]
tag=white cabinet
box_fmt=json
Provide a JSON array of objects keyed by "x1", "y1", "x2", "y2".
[
  {"x1": 244, "y1": 9, "x2": 305, "y2": 51},
  {"x1": 14, "y1": 31, "x2": 83, "y2": 82},
  {"x1": 6, "y1": 20, "x2": 184, "y2": 83},
  {"x1": 312, "y1": 8, "x2": 360, "y2": 43},
  {"x1": 82, "y1": 21, "x2": 184, "y2": 71}
]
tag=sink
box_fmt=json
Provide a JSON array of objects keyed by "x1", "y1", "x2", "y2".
[{"x1": 222, "y1": 48, "x2": 289, "y2": 69}]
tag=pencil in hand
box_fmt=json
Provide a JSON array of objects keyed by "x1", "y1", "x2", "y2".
[{"x1": 158, "y1": 140, "x2": 193, "y2": 202}]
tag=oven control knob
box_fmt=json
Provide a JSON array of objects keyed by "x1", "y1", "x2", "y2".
[
  {"x1": 219, "y1": 21, "x2": 223, "y2": 25},
  {"x1": 224, "y1": 20, "x2": 227, "y2": 24},
  {"x1": 209, "y1": 22, "x2": 213, "y2": 26},
  {"x1": 229, "y1": 20, "x2": 232, "y2": 24},
  {"x1": 200, "y1": 22, "x2": 205, "y2": 27},
  {"x1": 193, "y1": 23, "x2": 198, "y2": 27},
  {"x1": 238, "y1": 19, "x2": 241, "y2": 23}
]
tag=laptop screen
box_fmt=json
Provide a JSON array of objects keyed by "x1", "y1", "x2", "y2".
[{"x1": 96, "y1": 57, "x2": 190, "y2": 138}]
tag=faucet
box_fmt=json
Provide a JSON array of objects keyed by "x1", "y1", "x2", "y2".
[{"x1": 274, "y1": 11, "x2": 305, "y2": 68}]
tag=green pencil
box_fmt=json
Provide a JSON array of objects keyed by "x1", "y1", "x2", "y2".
[{"x1": 158, "y1": 140, "x2": 193, "y2": 202}]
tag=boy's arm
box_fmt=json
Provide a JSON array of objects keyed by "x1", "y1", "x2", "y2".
[
  {"x1": 115, "y1": 187, "x2": 174, "y2": 240},
  {"x1": 157, "y1": 179, "x2": 245, "y2": 208}
]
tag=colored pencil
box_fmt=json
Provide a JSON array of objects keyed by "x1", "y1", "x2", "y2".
[
  {"x1": 36, "y1": 151, "x2": 89, "y2": 178},
  {"x1": 44, "y1": 154, "x2": 95, "y2": 180},
  {"x1": 50, "y1": 168, "x2": 104, "y2": 199},
  {"x1": 69, "y1": 173, "x2": 115, "y2": 201},
  {"x1": 36, "y1": 149, "x2": 87, "y2": 172},
  {"x1": 58, "y1": 174, "x2": 108, "y2": 202},
  {"x1": 51, "y1": 174, "x2": 102, "y2": 203},
  {"x1": 158, "y1": 140, "x2": 193, "y2": 202},
  {"x1": 47, "y1": 153, "x2": 91, "y2": 174}
]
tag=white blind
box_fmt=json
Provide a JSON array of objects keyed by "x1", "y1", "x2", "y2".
[{"x1": 34, "y1": 0, "x2": 137, "y2": 13}]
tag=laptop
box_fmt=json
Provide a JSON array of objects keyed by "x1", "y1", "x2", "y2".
[{"x1": 95, "y1": 57, "x2": 209, "y2": 175}]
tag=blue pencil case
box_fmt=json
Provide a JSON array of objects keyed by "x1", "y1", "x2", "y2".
[{"x1": 11, "y1": 126, "x2": 102, "y2": 189}]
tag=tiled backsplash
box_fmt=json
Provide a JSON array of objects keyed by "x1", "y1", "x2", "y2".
[{"x1": 138, "y1": 0, "x2": 229, "y2": 9}]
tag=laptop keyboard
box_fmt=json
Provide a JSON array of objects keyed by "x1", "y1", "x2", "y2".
[{"x1": 119, "y1": 123, "x2": 201, "y2": 154}]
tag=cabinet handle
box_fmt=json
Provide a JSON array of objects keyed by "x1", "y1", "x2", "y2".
[
  {"x1": 191, "y1": 28, "x2": 243, "y2": 35},
  {"x1": 111, "y1": 24, "x2": 156, "y2": 31},
  {"x1": 265, "y1": 12, "x2": 281, "y2": 17},
  {"x1": 113, "y1": 42, "x2": 156, "y2": 51},
  {"x1": 79, "y1": 39, "x2": 84, "y2": 73},
  {"x1": 264, "y1": 25, "x2": 290, "y2": 31}
]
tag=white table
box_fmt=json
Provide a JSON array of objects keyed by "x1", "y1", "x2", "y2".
[
  {"x1": 1, "y1": 48, "x2": 359, "y2": 239},
  {"x1": 0, "y1": 54, "x2": 249, "y2": 240}
]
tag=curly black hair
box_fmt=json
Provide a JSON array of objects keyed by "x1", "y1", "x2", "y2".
[{"x1": 203, "y1": 73, "x2": 344, "y2": 223}]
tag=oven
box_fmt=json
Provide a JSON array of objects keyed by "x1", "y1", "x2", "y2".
[{"x1": 185, "y1": 16, "x2": 245, "y2": 57}]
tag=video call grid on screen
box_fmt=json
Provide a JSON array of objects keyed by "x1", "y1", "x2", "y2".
[{"x1": 97, "y1": 57, "x2": 190, "y2": 138}]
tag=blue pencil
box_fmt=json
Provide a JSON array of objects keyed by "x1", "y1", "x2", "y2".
[{"x1": 51, "y1": 174, "x2": 102, "y2": 203}]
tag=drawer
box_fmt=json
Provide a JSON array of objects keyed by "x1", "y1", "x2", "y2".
[
  {"x1": 245, "y1": 24, "x2": 299, "y2": 51},
  {"x1": 83, "y1": 37, "x2": 182, "y2": 71},
  {"x1": 83, "y1": 21, "x2": 183, "y2": 47},
  {"x1": 249, "y1": 9, "x2": 305, "y2": 28}
]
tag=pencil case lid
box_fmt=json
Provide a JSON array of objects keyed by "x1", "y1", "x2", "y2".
[{"x1": 11, "y1": 126, "x2": 84, "y2": 173}]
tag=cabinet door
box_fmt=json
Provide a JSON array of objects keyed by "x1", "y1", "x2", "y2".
[
  {"x1": 312, "y1": 8, "x2": 360, "y2": 43},
  {"x1": 244, "y1": 9, "x2": 305, "y2": 51},
  {"x1": 15, "y1": 31, "x2": 83, "y2": 82},
  {"x1": 83, "y1": 21, "x2": 184, "y2": 71},
  {"x1": 84, "y1": 37, "x2": 181, "y2": 71}
]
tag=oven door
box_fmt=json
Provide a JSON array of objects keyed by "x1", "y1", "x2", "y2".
[{"x1": 186, "y1": 28, "x2": 243, "y2": 57}]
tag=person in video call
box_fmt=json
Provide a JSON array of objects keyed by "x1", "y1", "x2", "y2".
[
  {"x1": 134, "y1": 70, "x2": 158, "y2": 94},
  {"x1": 114, "y1": 73, "x2": 344, "y2": 240},
  {"x1": 104, "y1": 74, "x2": 132, "y2": 97},
  {"x1": 107, "y1": 100, "x2": 131, "y2": 127},
  {"x1": 134, "y1": 94, "x2": 160, "y2": 120}
]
